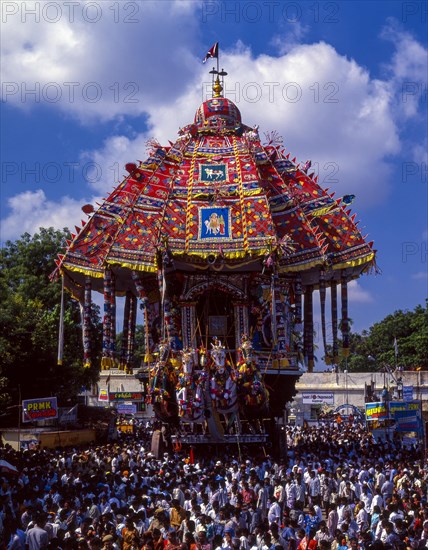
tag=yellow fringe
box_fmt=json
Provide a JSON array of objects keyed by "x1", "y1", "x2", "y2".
[
  {"x1": 173, "y1": 247, "x2": 270, "y2": 260},
  {"x1": 63, "y1": 263, "x2": 104, "y2": 278},
  {"x1": 278, "y1": 252, "x2": 375, "y2": 273},
  {"x1": 106, "y1": 260, "x2": 157, "y2": 273},
  {"x1": 332, "y1": 252, "x2": 375, "y2": 270},
  {"x1": 278, "y1": 258, "x2": 324, "y2": 273}
]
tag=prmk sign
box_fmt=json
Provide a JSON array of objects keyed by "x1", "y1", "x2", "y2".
[{"x1": 22, "y1": 397, "x2": 58, "y2": 422}]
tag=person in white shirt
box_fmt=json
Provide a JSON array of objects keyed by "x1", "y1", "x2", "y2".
[
  {"x1": 26, "y1": 512, "x2": 49, "y2": 550},
  {"x1": 267, "y1": 497, "x2": 281, "y2": 525},
  {"x1": 355, "y1": 502, "x2": 369, "y2": 533},
  {"x1": 256, "y1": 481, "x2": 269, "y2": 520},
  {"x1": 370, "y1": 489, "x2": 384, "y2": 513}
]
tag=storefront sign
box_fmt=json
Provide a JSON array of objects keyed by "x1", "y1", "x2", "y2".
[
  {"x1": 301, "y1": 392, "x2": 334, "y2": 404},
  {"x1": 109, "y1": 392, "x2": 144, "y2": 402}
]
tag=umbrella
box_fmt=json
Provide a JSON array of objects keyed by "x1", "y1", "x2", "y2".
[{"x1": 0, "y1": 459, "x2": 19, "y2": 475}]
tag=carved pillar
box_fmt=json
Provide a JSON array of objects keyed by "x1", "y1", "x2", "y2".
[
  {"x1": 181, "y1": 302, "x2": 197, "y2": 349},
  {"x1": 132, "y1": 271, "x2": 153, "y2": 363},
  {"x1": 102, "y1": 268, "x2": 115, "y2": 370},
  {"x1": 233, "y1": 301, "x2": 249, "y2": 360},
  {"x1": 292, "y1": 276, "x2": 303, "y2": 367},
  {"x1": 271, "y1": 279, "x2": 291, "y2": 369},
  {"x1": 82, "y1": 276, "x2": 92, "y2": 369}
]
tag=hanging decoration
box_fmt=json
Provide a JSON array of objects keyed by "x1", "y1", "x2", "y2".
[
  {"x1": 110, "y1": 275, "x2": 116, "y2": 358},
  {"x1": 331, "y1": 282, "x2": 339, "y2": 364},
  {"x1": 120, "y1": 292, "x2": 130, "y2": 371},
  {"x1": 319, "y1": 275, "x2": 328, "y2": 363},
  {"x1": 120, "y1": 291, "x2": 132, "y2": 372},
  {"x1": 294, "y1": 277, "x2": 302, "y2": 324},
  {"x1": 132, "y1": 271, "x2": 152, "y2": 364},
  {"x1": 126, "y1": 293, "x2": 137, "y2": 373},
  {"x1": 270, "y1": 272, "x2": 278, "y2": 347},
  {"x1": 102, "y1": 269, "x2": 115, "y2": 370},
  {"x1": 83, "y1": 276, "x2": 92, "y2": 369},
  {"x1": 304, "y1": 286, "x2": 314, "y2": 371},
  {"x1": 341, "y1": 278, "x2": 350, "y2": 358}
]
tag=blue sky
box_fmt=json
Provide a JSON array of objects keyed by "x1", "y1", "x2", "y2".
[{"x1": 1, "y1": 0, "x2": 427, "y2": 346}]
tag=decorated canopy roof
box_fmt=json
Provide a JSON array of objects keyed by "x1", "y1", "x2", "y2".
[{"x1": 58, "y1": 91, "x2": 375, "y2": 295}]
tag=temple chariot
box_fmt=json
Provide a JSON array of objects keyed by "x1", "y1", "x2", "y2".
[{"x1": 55, "y1": 58, "x2": 376, "y2": 453}]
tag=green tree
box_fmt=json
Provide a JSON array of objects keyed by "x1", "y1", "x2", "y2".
[
  {"x1": 336, "y1": 303, "x2": 428, "y2": 372},
  {"x1": 115, "y1": 323, "x2": 146, "y2": 371},
  {"x1": 0, "y1": 228, "x2": 102, "y2": 414}
]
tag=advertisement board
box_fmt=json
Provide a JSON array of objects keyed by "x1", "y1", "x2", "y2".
[
  {"x1": 117, "y1": 404, "x2": 137, "y2": 415},
  {"x1": 365, "y1": 402, "x2": 388, "y2": 421},
  {"x1": 402, "y1": 386, "x2": 414, "y2": 401},
  {"x1": 22, "y1": 397, "x2": 58, "y2": 422},
  {"x1": 366, "y1": 400, "x2": 423, "y2": 436},
  {"x1": 98, "y1": 390, "x2": 109, "y2": 402}
]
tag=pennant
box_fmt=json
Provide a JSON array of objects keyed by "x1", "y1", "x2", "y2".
[
  {"x1": 202, "y1": 42, "x2": 218, "y2": 63},
  {"x1": 342, "y1": 194, "x2": 355, "y2": 205}
]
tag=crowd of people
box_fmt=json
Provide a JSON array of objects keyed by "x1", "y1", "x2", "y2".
[{"x1": 0, "y1": 419, "x2": 427, "y2": 550}]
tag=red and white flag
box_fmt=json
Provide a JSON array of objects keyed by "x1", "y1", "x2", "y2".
[{"x1": 203, "y1": 42, "x2": 218, "y2": 63}]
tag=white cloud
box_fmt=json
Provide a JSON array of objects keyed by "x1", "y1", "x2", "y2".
[
  {"x1": 413, "y1": 139, "x2": 428, "y2": 165},
  {"x1": 1, "y1": 189, "x2": 98, "y2": 242},
  {"x1": 381, "y1": 21, "x2": 428, "y2": 119},
  {"x1": 382, "y1": 21, "x2": 428, "y2": 82},
  {"x1": 1, "y1": 0, "x2": 201, "y2": 121},
  {"x1": 83, "y1": 41, "x2": 400, "y2": 205},
  {"x1": 347, "y1": 280, "x2": 374, "y2": 303}
]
